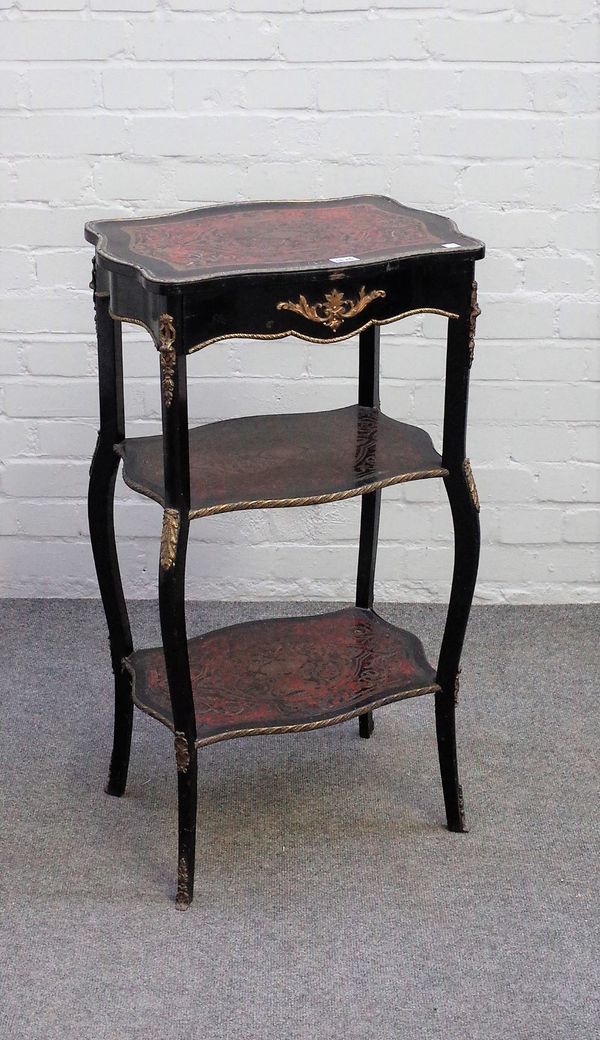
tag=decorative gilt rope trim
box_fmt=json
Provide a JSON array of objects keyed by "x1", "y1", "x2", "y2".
[
  {"x1": 174, "y1": 731, "x2": 190, "y2": 773},
  {"x1": 160, "y1": 508, "x2": 180, "y2": 570},
  {"x1": 468, "y1": 280, "x2": 481, "y2": 367},
  {"x1": 108, "y1": 310, "x2": 158, "y2": 344},
  {"x1": 104, "y1": 306, "x2": 460, "y2": 353},
  {"x1": 194, "y1": 684, "x2": 440, "y2": 747},
  {"x1": 277, "y1": 286, "x2": 386, "y2": 332},
  {"x1": 463, "y1": 458, "x2": 480, "y2": 512},
  {"x1": 118, "y1": 466, "x2": 449, "y2": 519},
  {"x1": 159, "y1": 313, "x2": 176, "y2": 408},
  {"x1": 122, "y1": 653, "x2": 440, "y2": 749}
]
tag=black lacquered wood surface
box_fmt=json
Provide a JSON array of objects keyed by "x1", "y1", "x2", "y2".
[
  {"x1": 116, "y1": 405, "x2": 447, "y2": 518},
  {"x1": 125, "y1": 607, "x2": 440, "y2": 747}
]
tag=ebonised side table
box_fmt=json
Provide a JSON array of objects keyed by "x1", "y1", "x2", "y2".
[{"x1": 85, "y1": 195, "x2": 484, "y2": 909}]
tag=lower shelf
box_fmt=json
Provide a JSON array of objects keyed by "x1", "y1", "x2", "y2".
[{"x1": 124, "y1": 607, "x2": 440, "y2": 748}]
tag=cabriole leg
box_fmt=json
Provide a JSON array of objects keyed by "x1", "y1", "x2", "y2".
[
  {"x1": 435, "y1": 273, "x2": 481, "y2": 832},
  {"x1": 356, "y1": 325, "x2": 382, "y2": 739},
  {"x1": 157, "y1": 309, "x2": 198, "y2": 908},
  {"x1": 88, "y1": 271, "x2": 133, "y2": 797}
]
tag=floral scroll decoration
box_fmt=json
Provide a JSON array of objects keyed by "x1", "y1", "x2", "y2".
[
  {"x1": 159, "y1": 313, "x2": 176, "y2": 408},
  {"x1": 160, "y1": 507, "x2": 180, "y2": 570},
  {"x1": 468, "y1": 281, "x2": 481, "y2": 366},
  {"x1": 277, "y1": 286, "x2": 386, "y2": 333}
]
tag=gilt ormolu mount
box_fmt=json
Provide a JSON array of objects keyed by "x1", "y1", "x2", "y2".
[{"x1": 85, "y1": 195, "x2": 484, "y2": 908}]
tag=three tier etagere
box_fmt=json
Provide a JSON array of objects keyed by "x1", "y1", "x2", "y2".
[{"x1": 85, "y1": 196, "x2": 484, "y2": 908}]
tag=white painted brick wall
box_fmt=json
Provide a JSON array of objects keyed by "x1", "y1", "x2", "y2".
[{"x1": 1, "y1": 1, "x2": 598, "y2": 602}]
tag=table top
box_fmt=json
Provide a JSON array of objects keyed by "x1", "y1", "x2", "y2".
[{"x1": 85, "y1": 195, "x2": 484, "y2": 290}]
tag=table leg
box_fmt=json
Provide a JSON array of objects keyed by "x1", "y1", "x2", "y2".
[
  {"x1": 436, "y1": 271, "x2": 481, "y2": 832},
  {"x1": 356, "y1": 325, "x2": 381, "y2": 739},
  {"x1": 156, "y1": 307, "x2": 198, "y2": 908},
  {"x1": 88, "y1": 272, "x2": 133, "y2": 797}
]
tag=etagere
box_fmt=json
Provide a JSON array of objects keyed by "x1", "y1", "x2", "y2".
[{"x1": 85, "y1": 196, "x2": 484, "y2": 909}]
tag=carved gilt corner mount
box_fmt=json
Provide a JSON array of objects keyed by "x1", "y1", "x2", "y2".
[
  {"x1": 463, "y1": 458, "x2": 480, "y2": 513},
  {"x1": 160, "y1": 507, "x2": 180, "y2": 570},
  {"x1": 468, "y1": 281, "x2": 481, "y2": 367},
  {"x1": 159, "y1": 313, "x2": 176, "y2": 408}
]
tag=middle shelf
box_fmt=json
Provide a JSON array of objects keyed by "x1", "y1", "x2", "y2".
[{"x1": 116, "y1": 404, "x2": 447, "y2": 519}]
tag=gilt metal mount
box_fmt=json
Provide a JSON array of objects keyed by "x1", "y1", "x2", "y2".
[
  {"x1": 159, "y1": 313, "x2": 176, "y2": 407},
  {"x1": 277, "y1": 286, "x2": 386, "y2": 333},
  {"x1": 160, "y1": 508, "x2": 180, "y2": 570},
  {"x1": 468, "y1": 281, "x2": 481, "y2": 366}
]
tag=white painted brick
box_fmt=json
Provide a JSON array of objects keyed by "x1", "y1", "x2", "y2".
[
  {"x1": 5, "y1": 113, "x2": 129, "y2": 156},
  {"x1": 17, "y1": 0, "x2": 86, "y2": 8},
  {"x1": 3, "y1": 460, "x2": 89, "y2": 498},
  {"x1": 562, "y1": 117, "x2": 600, "y2": 160},
  {"x1": 530, "y1": 69, "x2": 598, "y2": 114},
  {"x1": 0, "y1": 251, "x2": 36, "y2": 290},
  {"x1": 558, "y1": 301, "x2": 600, "y2": 340},
  {"x1": 278, "y1": 17, "x2": 425, "y2": 62},
  {"x1": 387, "y1": 68, "x2": 459, "y2": 111},
  {"x1": 420, "y1": 115, "x2": 561, "y2": 160},
  {"x1": 92, "y1": 0, "x2": 156, "y2": 10},
  {"x1": 0, "y1": 419, "x2": 34, "y2": 458},
  {"x1": 498, "y1": 506, "x2": 562, "y2": 544},
  {"x1": 247, "y1": 68, "x2": 318, "y2": 109},
  {"x1": 563, "y1": 509, "x2": 599, "y2": 544},
  {"x1": 312, "y1": 115, "x2": 416, "y2": 159},
  {"x1": 130, "y1": 114, "x2": 316, "y2": 158},
  {"x1": 316, "y1": 69, "x2": 386, "y2": 112},
  {"x1": 132, "y1": 19, "x2": 277, "y2": 61},
  {"x1": 387, "y1": 163, "x2": 459, "y2": 207},
  {"x1": 529, "y1": 163, "x2": 597, "y2": 210},
  {"x1": 535, "y1": 464, "x2": 600, "y2": 503},
  {"x1": 28, "y1": 68, "x2": 99, "y2": 109},
  {"x1": 553, "y1": 211, "x2": 600, "y2": 251},
  {"x1": 35, "y1": 250, "x2": 91, "y2": 289},
  {"x1": 0, "y1": 70, "x2": 22, "y2": 109},
  {"x1": 172, "y1": 162, "x2": 244, "y2": 201},
  {"x1": 173, "y1": 68, "x2": 245, "y2": 109},
  {"x1": 0, "y1": 206, "x2": 128, "y2": 247},
  {"x1": 426, "y1": 20, "x2": 573, "y2": 62},
  {"x1": 242, "y1": 160, "x2": 323, "y2": 197},
  {"x1": 518, "y1": 0, "x2": 593, "y2": 17},
  {"x1": 0, "y1": 4, "x2": 597, "y2": 601},
  {"x1": 523, "y1": 255, "x2": 595, "y2": 294},
  {"x1": 0, "y1": 21, "x2": 130, "y2": 61},
  {"x1": 508, "y1": 426, "x2": 575, "y2": 465},
  {"x1": 1, "y1": 293, "x2": 92, "y2": 334},
  {"x1": 572, "y1": 427, "x2": 599, "y2": 463},
  {"x1": 25, "y1": 342, "x2": 90, "y2": 377},
  {"x1": 0, "y1": 162, "x2": 11, "y2": 201},
  {"x1": 459, "y1": 163, "x2": 530, "y2": 204},
  {"x1": 12, "y1": 159, "x2": 90, "y2": 202},
  {"x1": 478, "y1": 298, "x2": 555, "y2": 340},
  {"x1": 37, "y1": 420, "x2": 98, "y2": 457},
  {"x1": 93, "y1": 158, "x2": 170, "y2": 201},
  {"x1": 459, "y1": 68, "x2": 529, "y2": 111},
  {"x1": 102, "y1": 67, "x2": 172, "y2": 109},
  {"x1": 3, "y1": 380, "x2": 99, "y2": 418}
]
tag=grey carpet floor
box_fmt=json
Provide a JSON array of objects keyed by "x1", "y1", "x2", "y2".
[{"x1": 0, "y1": 600, "x2": 598, "y2": 1040}]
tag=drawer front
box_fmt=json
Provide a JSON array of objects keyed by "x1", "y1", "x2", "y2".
[{"x1": 182, "y1": 258, "x2": 470, "y2": 352}]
